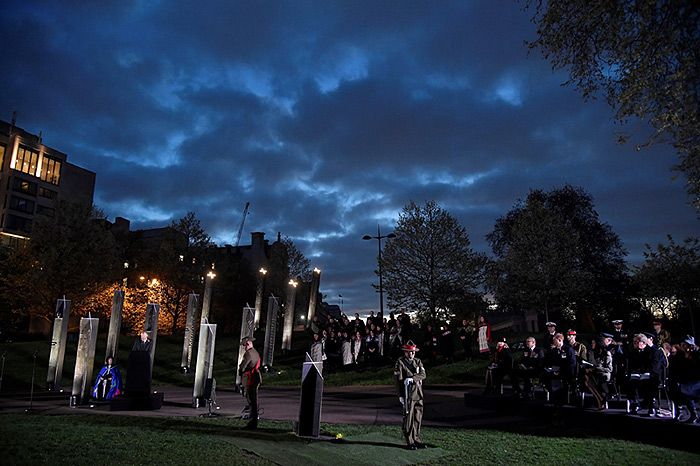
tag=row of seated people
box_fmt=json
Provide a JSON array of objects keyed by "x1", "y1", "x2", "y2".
[{"x1": 484, "y1": 331, "x2": 700, "y2": 423}]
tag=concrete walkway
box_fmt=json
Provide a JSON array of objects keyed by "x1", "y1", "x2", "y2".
[{"x1": 0, "y1": 383, "x2": 527, "y2": 429}]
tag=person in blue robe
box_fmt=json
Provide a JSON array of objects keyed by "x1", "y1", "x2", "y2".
[{"x1": 91, "y1": 356, "x2": 123, "y2": 400}]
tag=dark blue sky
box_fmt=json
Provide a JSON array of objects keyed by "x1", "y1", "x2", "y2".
[{"x1": 1, "y1": 1, "x2": 697, "y2": 313}]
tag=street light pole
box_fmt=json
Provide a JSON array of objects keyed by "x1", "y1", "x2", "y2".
[{"x1": 363, "y1": 225, "x2": 396, "y2": 322}]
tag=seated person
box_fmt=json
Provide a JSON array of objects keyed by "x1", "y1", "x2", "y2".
[
  {"x1": 583, "y1": 333, "x2": 613, "y2": 410},
  {"x1": 627, "y1": 334, "x2": 652, "y2": 414},
  {"x1": 485, "y1": 339, "x2": 513, "y2": 394},
  {"x1": 512, "y1": 336, "x2": 544, "y2": 398},
  {"x1": 542, "y1": 333, "x2": 577, "y2": 405},
  {"x1": 91, "y1": 356, "x2": 122, "y2": 401},
  {"x1": 670, "y1": 336, "x2": 700, "y2": 423}
]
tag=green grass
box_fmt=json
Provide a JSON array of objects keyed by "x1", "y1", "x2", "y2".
[
  {"x1": 0, "y1": 334, "x2": 487, "y2": 392},
  {"x1": 0, "y1": 414, "x2": 697, "y2": 465}
]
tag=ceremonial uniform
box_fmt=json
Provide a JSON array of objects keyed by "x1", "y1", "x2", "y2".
[
  {"x1": 542, "y1": 341, "x2": 577, "y2": 405},
  {"x1": 513, "y1": 344, "x2": 545, "y2": 397},
  {"x1": 238, "y1": 337, "x2": 262, "y2": 428},
  {"x1": 394, "y1": 341, "x2": 426, "y2": 449}
]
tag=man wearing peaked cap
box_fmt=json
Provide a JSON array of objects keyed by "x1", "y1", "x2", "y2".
[
  {"x1": 394, "y1": 340, "x2": 427, "y2": 450},
  {"x1": 544, "y1": 322, "x2": 557, "y2": 347}
]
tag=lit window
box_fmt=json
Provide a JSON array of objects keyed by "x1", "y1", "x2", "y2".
[
  {"x1": 40, "y1": 156, "x2": 61, "y2": 185},
  {"x1": 13, "y1": 146, "x2": 39, "y2": 176}
]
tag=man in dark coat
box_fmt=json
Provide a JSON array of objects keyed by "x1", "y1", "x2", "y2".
[
  {"x1": 394, "y1": 340, "x2": 427, "y2": 450},
  {"x1": 512, "y1": 336, "x2": 545, "y2": 398},
  {"x1": 127, "y1": 331, "x2": 153, "y2": 397},
  {"x1": 543, "y1": 322, "x2": 557, "y2": 348},
  {"x1": 643, "y1": 332, "x2": 669, "y2": 416},
  {"x1": 627, "y1": 334, "x2": 652, "y2": 414},
  {"x1": 542, "y1": 333, "x2": 577, "y2": 405}
]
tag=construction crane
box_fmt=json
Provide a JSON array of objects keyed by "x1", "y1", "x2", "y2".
[{"x1": 234, "y1": 202, "x2": 250, "y2": 247}]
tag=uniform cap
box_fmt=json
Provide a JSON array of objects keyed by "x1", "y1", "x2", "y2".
[
  {"x1": 612, "y1": 320, "x2": 623, "y2": 324},
  {"x1": 566, "y1": 330, "x2": 577, "y2": 336},
  {"x1": 545, "y1": 322, "x2": 556, "y2": 327},
  {"x1": 402, "y1": 340, "x2": 419, "y2": 352},
  {"x1": 240, "y1": 336, "x2": 255, "y2": 345},
  {"x1": 600, "y1": 332, "x2": 614, "y2": 339}
]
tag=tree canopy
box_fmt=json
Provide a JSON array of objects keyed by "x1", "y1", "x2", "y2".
[
  {"x1": 381, "y1": 200, "x2": 485, "y2": 323},
  {"x1": 525, "y1": 0, "x2": 700, "y2": 210},
  {"x1": 0, "y1": 202, "x2": 121, "y2": 325},
  {"x1": 487, "y1": 185, "x2": 628, "y2": 328},
  {"x1": 634, "y1": 235, "x2": 700, "y2": 335}
]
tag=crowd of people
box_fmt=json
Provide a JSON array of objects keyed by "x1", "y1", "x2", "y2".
[
  {"x1": 483, "y1": 319, "x2": 700, "y2": 424},
  {"x1": 307, "y1": 311, "x2": 698, "y2": 424},
  {"x1": 307, "y1": 310, "x2": 466, "y2": 371}
]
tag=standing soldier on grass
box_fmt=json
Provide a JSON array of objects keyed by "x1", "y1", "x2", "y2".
[
  {"x1": 238, "y1": 336, "x2": 262, "y2": 429},
  {"x1": 394, "y1": 340, "x2": 427, "y2": 450}
]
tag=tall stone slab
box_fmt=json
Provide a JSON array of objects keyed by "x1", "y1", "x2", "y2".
[
  {"x1": 253, "y1": 268, "x2": 267, "y2": 329},
  {"x1": 180, "y1": 293, "x2": 200, "y2": 373},
  {"x1": 105, "y1": 289, "x2": 124, "y2": 362},
  {"x1": 144, "y1": 303, "x2": 160, "y2": 371},
  {"x1": 70, "y1": 317, "x2": 99, "y2": 406},
  {"x1": 235, "y1": 306, "x2": 256, "y2": 387},
  {"x1": 306, "y1": 268, "x2": 321, "y2": 327},
  {"x1": 297, "y1": 353, "x2": 324, "y2": 438},
  {"x1": 201, "y1": 271, "x2": 215, "y2": 322},
  {"x1": 282, "y1": 280, "x2": 298, "y2": 351},
  {"x1": 192, "y1": 323, "x2": 217, "y2": 407},
  {"x1": 262, "y1": 296, "x2": 280, "y2": 369},
  {"x1": 47, "y1": 298, "x2": 71, "y2": 391}
]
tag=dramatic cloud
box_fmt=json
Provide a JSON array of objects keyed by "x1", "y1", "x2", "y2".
[{"x1": 1, "y1": 1, "x2": 696, "y2": 312}]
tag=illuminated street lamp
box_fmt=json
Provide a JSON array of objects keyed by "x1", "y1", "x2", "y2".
[{"x1": 362, "y1": 225, "x2": 396, "y2": 321}]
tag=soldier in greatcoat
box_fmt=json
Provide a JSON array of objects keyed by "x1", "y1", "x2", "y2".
[{"x1": 394, "y1": 340, "x2": 427, "y2": 450}]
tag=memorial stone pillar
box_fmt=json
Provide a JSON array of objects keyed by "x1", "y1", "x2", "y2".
[
  {"x1": 253, "y1": 268, "x2": 267, "y2": 329},
  {"x1": 282, "y1": 280, "x2": 298, "y2": 351},
  {"x1": 47, "y1": 298, "x2": 70, "y2": 391},
  {"x1": 262, "y1": 296, "x2": 279, "y2": 369},
  {"x1": 306, "y1": 268, "x2": 321, "y2": 327},
  {"x1": 297, "y1": 352, "x2": 324, "y2": 438},
  {"x1": 70, "y1": 317, "x2": 99, "y2": 406},
  {"x1": 192, "y1": 323, "x2": 217, "y2": 407},
  {"x1": 180, "y1": 293, "x2": 200, "y2": 373},
  {"x1": 201, "y1": 270, "x2": 216, "y2": 322},
  {"x1": 105, "y1": 289, "x2": 124, "y2": 362},
  {"x1": 144, "y1": 303, "x2": 160, "y2": 371},
  {"x1": 235, "y1": 306, "x2": 256, "y2": 387}
]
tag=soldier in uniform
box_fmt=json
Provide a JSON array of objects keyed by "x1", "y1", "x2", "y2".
[
  {"x1": 543, "y1": 322, "x2": 557, "y2": 348},
  {"x1": 238, "y1": 336, "x2": 262, "y2": 429},
  {"x1": 610, "y1": 319, "x2": 630, "y2": 396},
  {"x1": 651, "y1": 320, "x2": 671, "y2": 346},
  {"x1": 394, "y1": 340, "x2": 427, "y2": 450},
  {"x1": 512, "y1": 336, "x2": 544, "y2": 399},
  {"x1": 542, "y1": 333, "x2": 577, "y2": 405}
]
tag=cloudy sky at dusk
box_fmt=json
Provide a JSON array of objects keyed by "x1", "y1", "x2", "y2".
[{"x1": 1, "y1": 1, "x2": 697, "y2": 313}]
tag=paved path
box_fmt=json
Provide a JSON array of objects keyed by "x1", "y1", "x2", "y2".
[{"x1": 0, "y1": 383, "x2": 526, "y2": 428}]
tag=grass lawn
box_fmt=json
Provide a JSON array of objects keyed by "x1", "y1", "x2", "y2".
[{"x1": 0, "y1": 414, "x2": 697, "y2": 465}]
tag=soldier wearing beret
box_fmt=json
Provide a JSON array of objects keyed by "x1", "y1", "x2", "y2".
[{"x1": 394, "y1": 340, "x2": 427, "y2": 450}]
